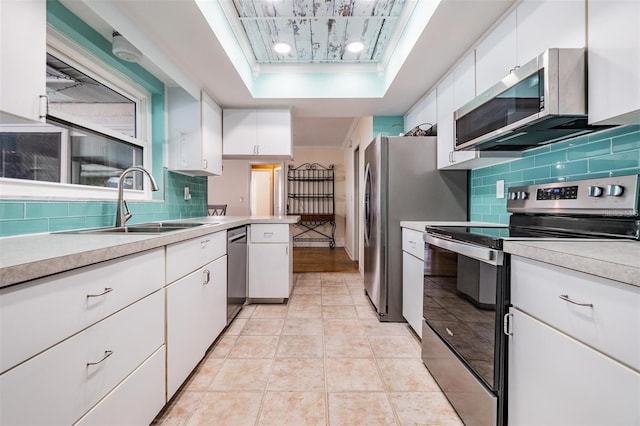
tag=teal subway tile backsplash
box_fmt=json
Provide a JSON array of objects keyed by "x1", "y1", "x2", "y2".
[
  {"x1": 0, "y1": 170, "x2": 208, "y2": 237},
  {"x1": 470, "y1": 125, "x2": 640, "y2": 224}
]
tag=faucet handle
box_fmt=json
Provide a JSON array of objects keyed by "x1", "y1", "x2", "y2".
[{"x1": 123, "y1": 200, "x2": 132, "y2": 224}]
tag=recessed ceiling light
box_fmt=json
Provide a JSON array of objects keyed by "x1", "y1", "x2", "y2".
[
  {"x1": 273, "y1": 42, "x2": 291, "y2": 55},
  {"x1": 346, "y1": 41, "x2": 364, "y2": 54}
]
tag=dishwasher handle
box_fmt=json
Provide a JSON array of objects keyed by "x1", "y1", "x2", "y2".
[{"x1": 228, "y1": 232, "x2": 247, "y2": 243}]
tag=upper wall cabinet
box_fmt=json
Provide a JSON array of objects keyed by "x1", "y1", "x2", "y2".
[
  {"x1": 588, "y1": 0, "x2": 640, "y2": 125},
  {"x1": 0, "y1": 0, "x2": 46, "y2": 123},
  {"x1": 223, "y1": 109, "x2": 292, "y2": 158},
  {"x1": 476, "y1": 0, "x2": 585, "y2": 94},
  {"x1": 167, "y1": 88, "x2": 222, "y2": 176},
  {"x1": 404, "y1": 90, "x2": 436, "y2": 134}
]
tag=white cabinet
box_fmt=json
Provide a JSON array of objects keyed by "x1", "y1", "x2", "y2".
[
  {"x1": 588, "y1": 0, "x2": 640, "y2": 124},
  {"x1": 166, "y1": 255, "x2": 226, "y2": 398},
  {"x1": 0, "y1": 0, "x2": 46, "y2": 122},
  {"x1": 0, "y1": 290, "x2": 165, "y2": 426},
  {"x1": 508, "y1": 256, "x2": 640, "y2": 425},
  {"x1": 404, "y1": 90, "x2": 436, "y2": 134},
  {"x1": 436, "y1": 68, "x2": 506, "y2": 170},
  {"x1": 401, "y1": 228, "x2": 424, "y2": 338},
  {"x1": 475, "y1": 0, "x2": 585, "y2": 95},
  {"x1": 248, "y1": 224, "x2": 292, "y2": 299},
  {"x1": 165, "y1": 231, "x2": 227, "y2": 399},
  {"x1": 223, "y1": 109, "x2": 292, "y2": 158},
  {"x1": 475, "y1": 9, "x2": 517, "y2": 95},
  {"x1": 168, "y1": 88, "x2": 222, "y2": 176}
]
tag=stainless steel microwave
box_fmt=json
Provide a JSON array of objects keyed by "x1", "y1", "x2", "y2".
[{"x1": 454, "y1": 48, "x2": 611, "y2": 151}]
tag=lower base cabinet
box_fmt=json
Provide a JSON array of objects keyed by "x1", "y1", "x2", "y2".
[
  {"x1": 0, "y1": 290, "x2": 164, "y2": 425},
  {"x1": 248, "y1": 224, "x2": 292, "y2": 299},
  {"x1": 166, "y1": 255, "x2": 227, "y2": 398},
  {"x1": 508, "y1": 308, "x2": 640, "y2": 425},
  {"x1": 76, "y1": 346, "x2": 166, "y2": 425},
  {"x1": 402, "y1": 251, "x2": 424, "y2": 338}
]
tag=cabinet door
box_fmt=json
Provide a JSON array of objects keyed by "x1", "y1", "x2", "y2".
[
  {"x1": 222, "y1": 109, "x2": 258, "y2": 155},
  {"x1": 436, "y1": 73, "x2": 476, "y2": 169},
  {"x1": 402, "y1": 251, "x2": 424, "y2": 338},
  {"x1": 256, "y1": 109, "x2": 292, "y2": 156},
  {"x1": 475, "y1": 9, "x2": 517, "y2": 94},
  {"x1": 0, "y1": 0, "x2": 46, "y2": 122},
  {"x1": 248, "y1": 243, "x2": 289, "y2": 298},
  {"x1": 508, "y1": 308, "x2": 640, "y2": 426},
  {"x1": 404, "y1": 90, "x2": 436, "y2": 133},
  {"x1": 201, "y1": 91, "x2": 222, "y2": 175},
  {"x1": 166, "y1": 256, "x2": 227, "y2": 399},
  {"x1": 516, "y1": 0, "x2": 585, "y2": 66},
  {"x1": 453, "y1": 52, "x2": 476, "y2": 110},
  {"x1": 588, "y1": 0, "x2": 640, "y2": 124}
]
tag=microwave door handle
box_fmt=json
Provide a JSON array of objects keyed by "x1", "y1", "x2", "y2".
[{"x1": 424, "y1": 234, "x2": 503, "y2": 266}]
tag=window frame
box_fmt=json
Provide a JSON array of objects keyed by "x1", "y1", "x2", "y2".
[{"x1": 0, "y1": 26, "x2": 155, "y2": 201}]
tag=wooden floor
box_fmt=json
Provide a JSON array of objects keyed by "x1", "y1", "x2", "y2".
[{"x1": 293, "y1": 247, "x2": 359, "y2": 273}]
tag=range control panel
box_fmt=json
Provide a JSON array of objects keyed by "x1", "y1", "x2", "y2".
[{"x1": 507, "y1": 174, "x2": 639, "y2": 216}]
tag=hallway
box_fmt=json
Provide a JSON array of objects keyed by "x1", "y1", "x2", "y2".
[{"x1": 152, "y1": 272, "x2": 462, "y2": 425}]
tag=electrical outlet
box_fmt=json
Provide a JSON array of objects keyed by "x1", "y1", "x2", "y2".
[
  {"x1": 496, "y1": 180, "x2": 505, "y2": 199},
  {"x1": 184, "y1": 186, "x2": 191, "y2": 200}
]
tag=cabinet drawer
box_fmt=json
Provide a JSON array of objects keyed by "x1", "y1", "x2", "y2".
[
  {"x1": 250, "y1": 224, "x2": 289, "y2": 243},
  {"x1": 166, "y1": 231, "x2": 226, "y2": 283},
  {"x1": 76, "y1": 346, "x2": 166, "y2": 426},
  {"x1": 0, "y1": 248, "x2": 164, "y2": 373},
  {"x1": 402, "y1": 228, "x2": 425, "y2": 259},
  {"x1": 511, "y1": 256, "x2": 640, "y2": 371},
  {"x1": 0, "y1": 290, "x2": 164, "y2": 426}
]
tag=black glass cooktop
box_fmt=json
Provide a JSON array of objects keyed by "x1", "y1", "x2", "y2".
[{"x1": 426, "y1": 215, "x2": 640, "y2": 250}]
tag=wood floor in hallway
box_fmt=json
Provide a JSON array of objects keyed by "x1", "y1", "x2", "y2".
[{"x1": 293, "y1": 247, "x2": 358, "y2": 273}]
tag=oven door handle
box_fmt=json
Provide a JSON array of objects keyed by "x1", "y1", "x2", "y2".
[{"x1": 424, "y1": 234, "x2": 503, "y2": 266}]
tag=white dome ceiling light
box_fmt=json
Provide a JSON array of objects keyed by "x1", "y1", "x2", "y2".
[
  {"x1": 346, "y1": 40, "x2": 364, "y2": 54},
  {"x1": 112, "y1": 31, "x2": 143, "y2": 63},
  {"x1": 273, "y1": 42, "x2": 292, "y2": 55}
]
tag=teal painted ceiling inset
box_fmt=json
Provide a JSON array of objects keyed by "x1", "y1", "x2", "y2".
[{"x1": 229, "y1": 0, "x2": 409, "y2": 64}]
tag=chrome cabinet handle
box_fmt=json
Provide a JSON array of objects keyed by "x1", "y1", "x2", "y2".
[
  {"x1": 203, "y1": 159, "x2": 208, "y2": 169},
  {"x1": 87, "y1": 288, "x2": 113, "y2": 298},
  {"x1": 87, "y1": 350, "x2": 113, "y2": 366},
  {"x1": 201, "y1": 239, "x2": 210, "y2": 248},
  {"x1": 263, "y1": 232, "x2": 273, "y2": 237},
  {"x1": 408, "y1": 240, "x2": 417, "y2": 248},
  {"x1": 559, "y1": 294, "x2": 593, "y2": 307},
  {"x1": 203, "y1": 269, "x2": 211, "y2": 285},
  {"x1": 503, "y1": 313, "x2": 513, "y2": 336},
  {"x1": 449, "y1": 151, "x2": 454, "y2": 163}
]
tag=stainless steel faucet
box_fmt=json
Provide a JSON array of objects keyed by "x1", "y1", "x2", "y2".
[{"x1": 115, "y1": 166, "x2": 159, "y2": 227}]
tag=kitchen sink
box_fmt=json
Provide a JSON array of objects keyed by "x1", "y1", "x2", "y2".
[{"x1": 67, "y1": 222, "x2": 217, "y2": 234}]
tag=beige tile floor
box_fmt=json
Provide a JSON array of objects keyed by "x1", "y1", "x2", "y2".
[{"x1": 152, "y1": 272, "x2": 463, "y2": 426}]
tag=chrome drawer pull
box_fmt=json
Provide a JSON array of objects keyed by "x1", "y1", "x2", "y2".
[
  {"x1": 87, "y1": 350, "x2": 113, "y2": 366},
  {"x1": 203, "y1": 269, "x2": 211, "y2": 285},
  {"x1": 264, "y1": 232, "x2": 273, "y2": 237},
  {"x1": 559, "y1": 294, "x2": 593, "y2": 307},
  {"x1": 86, "y1": 288, "x2": 113, "y2": 298}
]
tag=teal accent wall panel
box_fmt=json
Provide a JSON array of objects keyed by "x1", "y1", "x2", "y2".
[
  {"x1": 470, "y1": 126, "x2": 640, "y2": 224},
  {"x1": 373, "y1": 116, "x2": 404, "y2": 137}
]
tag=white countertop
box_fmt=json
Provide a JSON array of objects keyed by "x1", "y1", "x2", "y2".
[
  {"x1": 0, "y1": 216, "x2": 299, "y2": 289},
  {"x1": 504, "y1": 240, "x2": 640, "y2": 287}
]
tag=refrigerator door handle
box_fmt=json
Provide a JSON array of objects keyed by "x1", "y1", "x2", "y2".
[{"x1": 363, "y1": 163, "x2": 372, "y2": 243}]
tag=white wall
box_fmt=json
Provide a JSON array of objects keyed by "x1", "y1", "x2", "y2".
[
  {"x1": 207, "y1": 159, "x2": 251, "y2": 216},
  {"x1": 343, "y1": 117, "x2": 373, "y2": 275}
]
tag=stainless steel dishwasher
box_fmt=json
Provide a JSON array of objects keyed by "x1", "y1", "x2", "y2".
[{"x1": 226, "y1": 226, "x2": 247, "y2": 324}]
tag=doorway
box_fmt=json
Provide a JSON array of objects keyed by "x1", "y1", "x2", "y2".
[{"x1": 250, "y1": 164, "x2": 283, "y2": 216}]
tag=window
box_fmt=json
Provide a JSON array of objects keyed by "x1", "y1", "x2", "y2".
[{"x1": 0, "y1": 35, "x2": 152, "y2": 199}]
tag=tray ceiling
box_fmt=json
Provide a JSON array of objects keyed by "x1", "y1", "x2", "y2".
[{"x1": 224, "y1": 0, "x2": 410, "y2": 64}]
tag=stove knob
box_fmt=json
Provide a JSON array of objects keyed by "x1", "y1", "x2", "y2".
[
  {"x1": 587, "y1": 186, "x2": 603, "y2": 197},
  {"x1": 517, "y1": 191, "x2": 529, "y2": 200},
  {"x1": 508, "y1": 192, "x2": 518, "y2": 200},
  {"x1": 606, "y1": 184, "x2": 624, "y2": 197}
]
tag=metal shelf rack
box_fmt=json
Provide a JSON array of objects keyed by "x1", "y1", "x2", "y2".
[{"x1": 287, "y1": 163, "x2": 336, "y2": 248}]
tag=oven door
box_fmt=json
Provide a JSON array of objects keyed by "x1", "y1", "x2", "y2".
[{"x1": 422, "y1": 233, "x2": 508, "y2": 392}]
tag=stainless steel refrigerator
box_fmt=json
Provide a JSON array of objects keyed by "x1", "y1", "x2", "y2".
[{"x1": 363, "y1": 135, "x2": 468, "y2": 322}]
